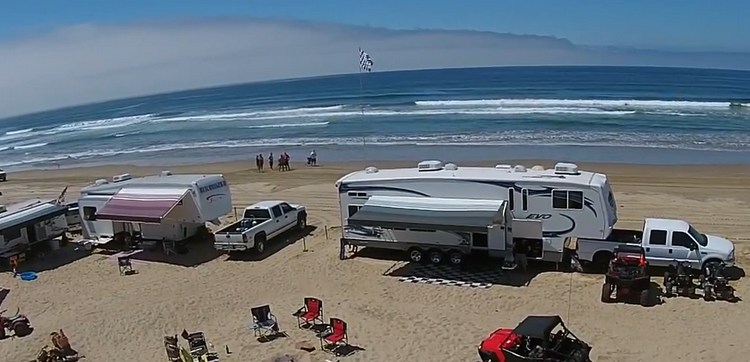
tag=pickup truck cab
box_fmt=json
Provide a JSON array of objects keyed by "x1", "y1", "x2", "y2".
[
  {"x1": 578, "y1": 218, "x2": 735, "y2": 271},
  {"x1": 214, "y1": 200, "x2": 307, "y2": 254}
]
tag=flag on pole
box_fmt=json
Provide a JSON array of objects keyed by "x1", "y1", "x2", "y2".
[{"x1": 358, "y1": 47, "x2": 373, "y2": 72}]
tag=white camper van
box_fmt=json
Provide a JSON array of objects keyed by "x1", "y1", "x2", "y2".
[
  {"x1": 335, "y1": 160, "x2": 618, "y2": 263},
  {"x1": 78, "y1": 172, "x2": 232, "y2": 245},
  {"x1": 0, "y1": 199, "x2": 69, "y2": 262}
]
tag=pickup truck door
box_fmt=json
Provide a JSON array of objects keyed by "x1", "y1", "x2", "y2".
[
  {"x1": 642, "y1": 229, "x2": 671, "y2": 266},
  {"x1": 279, "y1": 203, "x2": 298, "y2": 230},
  {"x1": 270, "y1": 205, "x2": 284, "y2": 236},
  {"x1": 668, "y1": 231, "x2": 701, "y2": 267}
]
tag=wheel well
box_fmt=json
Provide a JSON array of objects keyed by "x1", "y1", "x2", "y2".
[
  {"x1": 593, "y1": 251, "x2": 613, "y2": 264},
  {"x1": 298, "y1": 211, "x2": 307, "y2": 219},
  {"x1": 255, "y1": 232, "x2": 266, "y2": 242},
  {"x1": 407, "y1": 247, "x2": 424, "y2": 253},
  {"x1": 701, "y1": 258, "x2": 723, "y2": 270}
]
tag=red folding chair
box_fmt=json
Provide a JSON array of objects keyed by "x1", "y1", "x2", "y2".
[
  {"x1": 293, "y1": 297, "x2": 324, "y2": 328},
  {"x1": 319, "y1": 318, "x2": 348, "y2": 352}
]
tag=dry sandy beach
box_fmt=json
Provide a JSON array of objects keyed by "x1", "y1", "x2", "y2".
[{"x1": 1, "y1": 160, "x2": 749, "y2": 362}]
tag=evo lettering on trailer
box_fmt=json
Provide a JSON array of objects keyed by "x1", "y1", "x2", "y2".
[
  {"x1": 199, "y1": 180, "x2": 227, "y2": 194},
  {"x1": 526, "y1": 214, "x2": 552, "y2": 220}
]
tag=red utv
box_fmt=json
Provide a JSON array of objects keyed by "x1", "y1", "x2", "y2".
[
  {"x1": 601, "y1": 245, "x2": 658, "y2": 307},
  {"x1": 478, "y1": 315, "x2": 591, "y2": 362}
]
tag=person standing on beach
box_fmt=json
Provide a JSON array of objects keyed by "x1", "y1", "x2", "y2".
[
  {"x1": 268, "y1": 153, "x2": 274, "y2": 170},
  {"x1": 255, "y1": 155, "x2": 261, "y2": 172},
  {"x1": 258, "y1": 154, "x2": 264, "y2": 172}
]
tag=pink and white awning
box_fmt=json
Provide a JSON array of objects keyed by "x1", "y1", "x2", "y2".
[{"x1": 96, "y1": 187, "x2": 189, "y2": 223}]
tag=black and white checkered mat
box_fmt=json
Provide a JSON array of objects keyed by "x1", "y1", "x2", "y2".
[{"x1": 393, "y1": 264, "x2": 504, "y2": 289}]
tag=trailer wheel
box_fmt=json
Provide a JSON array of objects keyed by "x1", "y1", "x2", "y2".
[
  {"x1": 448, "y1": 251, "x2": 464, "y2": 266},
  {"x1": 428, "y1": 250, "x2": 443, "y2": 264},
  {"x1": 408, "y1": 248, "x2": 424, "y2": 263},
  {"x1": 254, "y1": 234, "x2": 266, "y2": 255}
]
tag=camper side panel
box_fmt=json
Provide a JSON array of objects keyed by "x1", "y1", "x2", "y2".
[
  {"x1": 192, "y1": 176, "x2": 232, "y2": 221},
  {"x1": 78, "y1": 196, "x2": 114, "y2": 239}
]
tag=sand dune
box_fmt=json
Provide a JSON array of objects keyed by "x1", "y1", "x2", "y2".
[{"x1": 1, "y1": 160, "x2": 749, "y2": 362}]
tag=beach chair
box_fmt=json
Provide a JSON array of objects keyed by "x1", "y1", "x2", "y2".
[
  {"x1": 251, "y1": 305, "x2": 280, "y2": 339},
  {"x1": 318, "y1": 318, "x2": 349, "y2": 354},
  {"x1": 117, "y1": 256, "x2": 134, "y2": 275},
  {"x1": 292, "y1": 297, "x2": 324, "y2": 329},
  {"x1": 164, "y1": 335, "x2": 181, "y2": 361},
  {"x1": 181, "y1": 330, "x2": 220, "y2": 361}
]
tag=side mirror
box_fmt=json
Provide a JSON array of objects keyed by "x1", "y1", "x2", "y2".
[{"x1": 689, "y1": 243, "x2": 698, "y2": 251}]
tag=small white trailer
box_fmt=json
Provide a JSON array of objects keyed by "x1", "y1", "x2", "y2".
[
  {"x1": 78, "y1": 171, "x2": 232, "y2": 246},
  {"x1": 0, "y1": 198, "x2": 69, "y2": 266}
]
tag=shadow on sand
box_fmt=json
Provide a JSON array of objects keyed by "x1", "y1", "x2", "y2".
[
  {"x1": 226, "y1": 225, "x2": 316, "y2": 262},
  {"x1": 353, "y1": 248, "x2": 556, "y2": 288}
]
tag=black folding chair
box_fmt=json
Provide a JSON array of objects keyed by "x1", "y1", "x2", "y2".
[{"x1": 251, "y1": 305, "x2": 280, "y2": 339}]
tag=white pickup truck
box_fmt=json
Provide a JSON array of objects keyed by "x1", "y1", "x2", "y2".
[
  {"x1": 213, "y1": 201, "x2": 307, "y2": 254},
  {"x1": 577, "y1": 218, "x2": 735, "y2": 271}
]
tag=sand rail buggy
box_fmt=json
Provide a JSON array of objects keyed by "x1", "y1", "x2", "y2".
[
  {"x1": 701, "y1": 261, "x2": 739, "y2": 302},
  {"x1": 601, "y1": 245, "x2": 658, "y2": 307},
  {"x1": 663, "y1": 260, "x2": 697, "y2": 297},
  {"x1": 478, "y1": 315, "x2": 592, "y2": 362}
]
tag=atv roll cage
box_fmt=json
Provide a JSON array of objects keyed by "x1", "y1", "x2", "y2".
[{"x1": 501, "y1": 316, "x2": 591, "y2": 362}]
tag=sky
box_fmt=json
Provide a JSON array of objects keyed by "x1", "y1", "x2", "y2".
[{"x1": 1, "y1": 0, "x2": 749, "y2": 118}]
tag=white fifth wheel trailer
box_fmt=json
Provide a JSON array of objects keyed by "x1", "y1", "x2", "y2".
[
  {"x1": 335, "y1": 160, "x2": 618, "y2": 263},
  {"x1": 78, "y1": 171, "x2": 232, "y2": 246}
]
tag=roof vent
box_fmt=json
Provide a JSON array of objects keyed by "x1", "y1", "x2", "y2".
[
  {"x1": 112, "y1": 173, "x2": 132, "y2": 183},
  {"x1": 365, "y1": 166, "x2": 379, "y2": 174},
  {"x1": 94, "y1": 178, "x2": 109, "y2": 186},
  {"x1": 554, "y1": 162, "x2": 579, "y2": 175},
  {"x1": 443, "y1": 163, "x2": 458, "y2": 171},
  {"x1": 417, "y1": 160, "x2": 444, "y2": 172},
  {"x1": 513, "y1": 165, "x2": 527, "y2": 173},
  {"x1": 531, "y1": 165, "x2": 545, "y2": 171},
  {"x1": 161, "y1": 170, "x2": 173, "y2": 176},
  {"x1": 0, "y1": 205, "x2": 6, "y2": 214},
  {"x1": 495, "y1": 164, "x2": 512, "y2": 170}
]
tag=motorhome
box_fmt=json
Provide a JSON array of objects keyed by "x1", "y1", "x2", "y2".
[
  {"x1": 78, "y1": 171, "x2": 232, "y2": 245},
  {"x1": 335, "y1": 160, "x2": 618, "y2": 262},
  {"x1": 0, "y1": 199, "x2": 69, "y2": 263}
]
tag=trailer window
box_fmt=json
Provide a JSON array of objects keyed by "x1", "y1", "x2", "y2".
[
  {"x1": 1, "y1": 228, "x2": 21, "y2": 241},
  {"x1": 83, "y1": 206, "x2": 97, "y2": 221},
  {"x1": 552, "y1": 190, "x2": 583, "y2": 210},
  {"x1": 348, "y1": 205, "x2": 362, "y2": 217},
  {"x1": 507, "y1": 188, "x2": 515, "y2": 210},
  {"x1": 521, "y1": 189, "x2": 529, "y2": 211}
]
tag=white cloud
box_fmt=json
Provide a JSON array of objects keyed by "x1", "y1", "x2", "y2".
[{"x1": 1, "y1": 18, "x2": 748, "y2": 119}]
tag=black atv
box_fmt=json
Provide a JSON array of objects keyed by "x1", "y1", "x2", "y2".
[
  {"x1": 663, "y1": 261, "x2": 697, "y2": 297},
  {"x1": 701, "y1": 262, "x2": 739, "y2": 303}
]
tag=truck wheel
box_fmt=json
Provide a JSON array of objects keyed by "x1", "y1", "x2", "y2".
[
  {"x1": 296, "y1": 214, "x2": 307, "y2": 230},
  {"x1": 408, "y1": 248, "x2": 424, "y2": 263},
  {"x1": 254, "y1": 234, "x2": 266, "y2": 255},
  {"x1": 448, "y1": 251, "x2": 464, "y2": 266},
  {"x1": 428, "y1": 250, "x2": 443, "y2": 264},
  {"x1": 601, "y1": 283, "x2": 612, "y2": 303}
]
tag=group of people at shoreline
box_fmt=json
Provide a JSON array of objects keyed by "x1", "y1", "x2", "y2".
[{"x1": 253, "y1": 150, "x2": 318, "y2": 172}]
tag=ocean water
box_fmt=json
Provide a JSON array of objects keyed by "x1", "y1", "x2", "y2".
[{"x1": 1, "y1": 66, "x2": 750, "y2": 170}]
